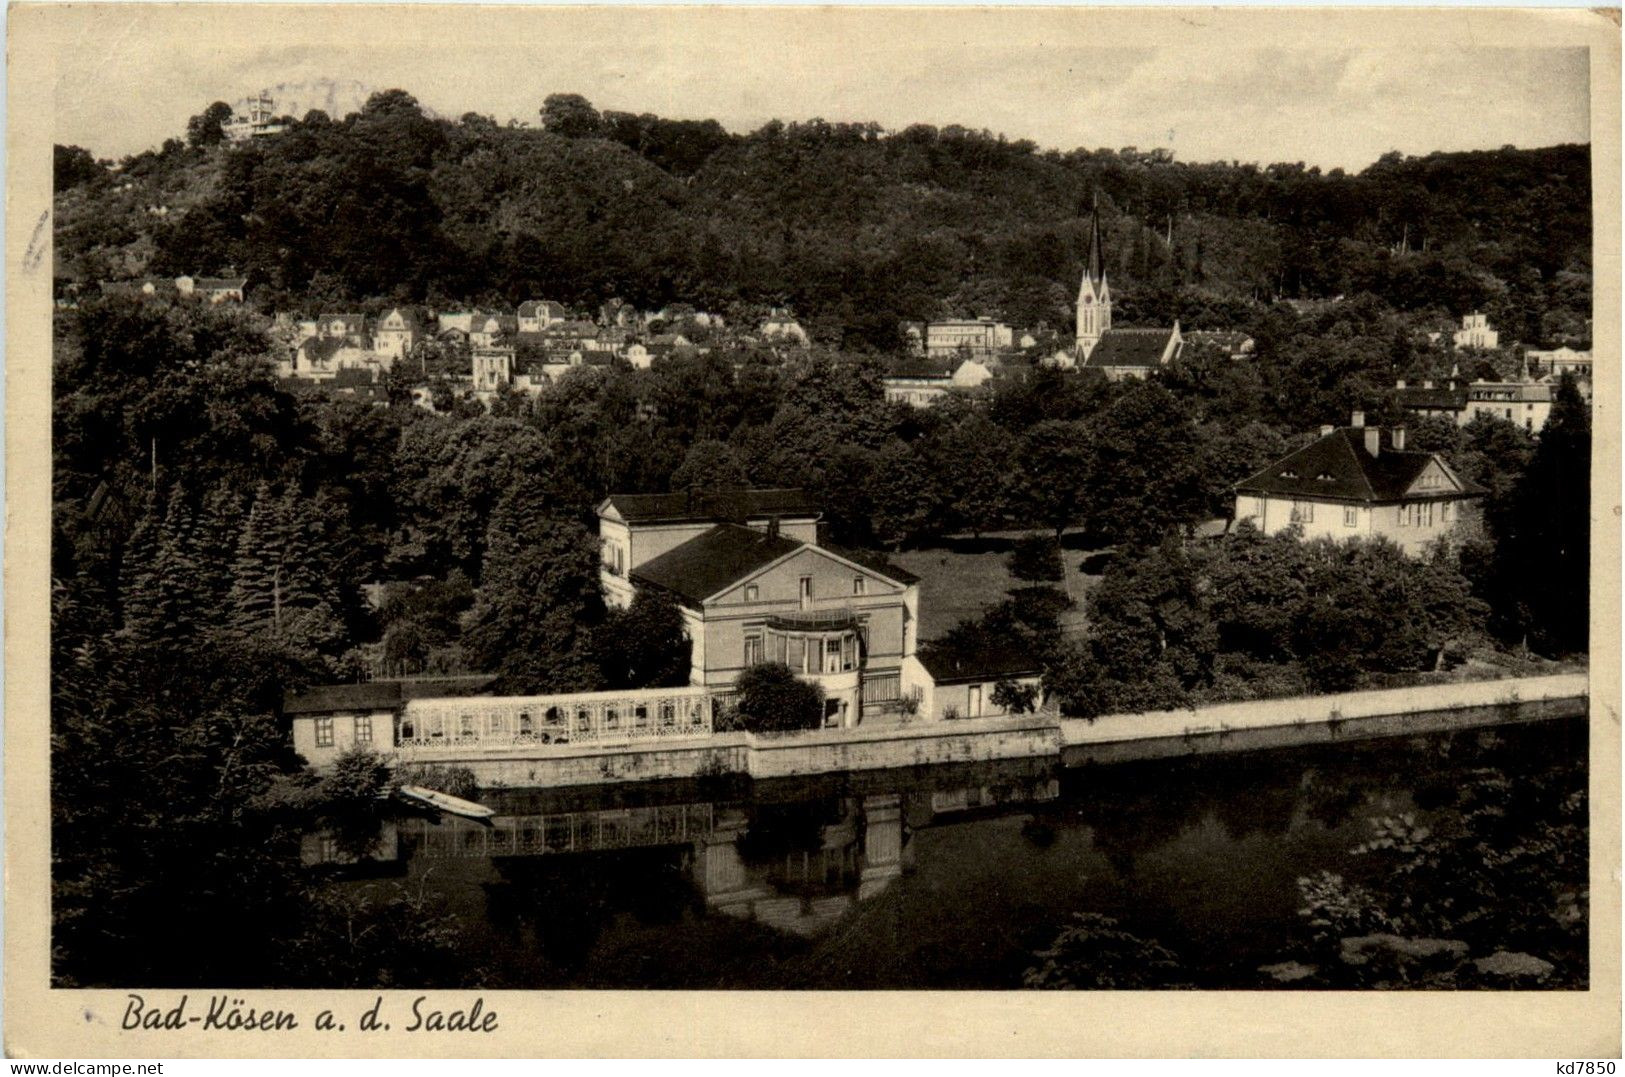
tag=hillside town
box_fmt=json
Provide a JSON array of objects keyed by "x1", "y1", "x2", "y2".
[{"x1": 49, "y1": 79, "x2": 1597, "y2": 999}]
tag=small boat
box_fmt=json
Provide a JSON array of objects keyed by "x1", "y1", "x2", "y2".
[{"x1": 395, "y1": 784, "x2": 495, "y2": 820}]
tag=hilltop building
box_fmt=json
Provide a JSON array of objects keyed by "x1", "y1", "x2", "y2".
[
  {"x1": 924, "y1": 318, "x2": 1013, "y2": 359},
  {"x1": 222, "y1": 90, "x2": 288, "y2": 142},
  {"x1": 1453, "y1": 312, "x2": 1500, "y2": 351},
  {"x1": 1233, "y1": 412, "x2": 1482, "y2": 555}
]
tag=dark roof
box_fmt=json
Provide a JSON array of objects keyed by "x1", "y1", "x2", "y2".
[
  {"x1": 631, "y1": 523, "x2": 805, "y2": 605},
  {"x1": 283, "y1": 675, "x2": 498, "y2": 715},
  {"x1": 1235, "y1": 427, "x2": 1483, "y2": 502},
  {"x1": 602, "y1": 488, "x2": 821, "y2": 525},
  {"x1": 1085, "y1": 328, "x2": 1178, "y2": 370},
  {"x1": 886, "y1": 358, "x2": 955, "y2": 380},
  {"x1": 824, "y1": 545, "x2": 921, "y2": 586},
  {"x1": 918, "y1": 642, "x2": 1041, "y2": 685},
  {"x1": 194, "y1": 276, "x2": 247, "y2": 290},
  {"x1": 1395, "y1": 385, "x2": 1470, "y2": 411}
]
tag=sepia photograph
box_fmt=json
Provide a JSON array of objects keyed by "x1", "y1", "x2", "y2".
[{"x1": 6, "y1": 2, "x2": 1620, "y2": 1059}]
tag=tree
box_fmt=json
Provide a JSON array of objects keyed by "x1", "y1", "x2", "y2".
[
  {"x1": 540, "y1": 93, "x2": 603, "y2": 139},
  {"x1": 1008, "y1": 533, "x2": 1064, "y2": 584},
  {"x1": 186, "y1": 102, "x2": 235, "y2": 148},
  {"x1": 597, "y1": 589, "x2": 692, "y2": 690},
  {"x1": 1489, "y1": 374, "x2": 1591, "y2": 653},
  {"x1": 462, "y1": 488, "x2": 605, "y2": 693},
  {"x1": 54, "y1": 145, "x2": 104, "y2": 191},
  {"x1": 992, "y1": 678, "x2": 1040, "y2": 714},
  {"x1": 670, "y1": 439, "x2": 747, "y2": 492},
  {"x1": 721, "y1": 662, "x2": 824, "y2": 732},
  {"x1": 1011, "y1": 420, "x2": 1092, "y2": 538}
]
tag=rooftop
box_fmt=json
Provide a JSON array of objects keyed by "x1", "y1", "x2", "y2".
[
  {"x1": 283, "y1": 675, "x2": 499, "y2": 715},
  {"x1": 631, "y1": 523, "x2": 805, "y2": 606},
  {"x1": 601, "y1": 488, "x2": 821, "y2": 525},
  {"x1": 1085, "y1": 327, "x2": 1180, "y2": 370},
  {"x1": 1235, "y1": 426, "x2": 1482, "y2": 503}
]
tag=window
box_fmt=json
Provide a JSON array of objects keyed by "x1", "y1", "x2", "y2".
[
  {"x1": 744, "y1": 584, "x2": 760, "y2": 602},
  {"x1": 788, "y1": 636, "x2": 806, "y2": 672},
  {"x1": 1343, "y1": 506, "x2": 1358, "y2": 528},
  {"x1": 853, "y1": 576, "x2": 866, "y2": 596},
  {"x1": 355, "y1": 715, "x2": 372, "y2": 744},
  {"x1": 486, "y1": 713, "x2": 504, "y2": 736},
  {"x1": 824, "y1": 637, "x2": 842, "y2": 673},
  {"x1": 1291, "y1": 501, "x2": 1314, "y2": 524},
  {"x1": 967, "y1": 685, "x2": 984, "y2": 718},
  {"x1": 315, "y1": 717, "x2": 334, "y2": 748},
  {"x1": 1441, "y1": 501, "x2": 1453, "y2": 523},
  {"x1": 519, "y1": 712, "x2": 534, "y2": 735},
  {"x1": 799, "y1": 577, "x2": 813, "y2": 603},
  {"x1": 399, "y1": 716, "x2": 416, "y2": 740},
  {"x1": 1403, "y1": 502, "x2": 1434, "y2": 528},
  {"x1": 863, "y1": 674, "x2": 901, "y2": 703},
  {"x1": 744, "y1": 633, "x2": 763, "y2": 666},
  {"x1": 842, "y1": 633, "x2": 857, "y2": 670},
  {"x1": 459, "y1": 714, "x2": 476, "y2": 739}
]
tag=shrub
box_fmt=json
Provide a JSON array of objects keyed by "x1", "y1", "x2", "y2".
[{"x1": 726, "y1": 663, "x2": 825, "y2": 733}]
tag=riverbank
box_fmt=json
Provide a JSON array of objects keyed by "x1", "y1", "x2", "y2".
[{"x1": 393, "y1": 673, "x2": 1587, "y2": 789}]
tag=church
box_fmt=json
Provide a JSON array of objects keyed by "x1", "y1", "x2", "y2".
[{"x1": 1072, "y1": 200, "x2": 1183, "y2": 380}]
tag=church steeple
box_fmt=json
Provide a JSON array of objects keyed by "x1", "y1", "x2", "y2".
[{"x1": 1076, "y1": 194, "x2": 1112, "y2": 359}]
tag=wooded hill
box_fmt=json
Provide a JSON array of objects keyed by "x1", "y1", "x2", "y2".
[{"x1": 55, "y1": 90, "x2": 1592, "y2": 350}]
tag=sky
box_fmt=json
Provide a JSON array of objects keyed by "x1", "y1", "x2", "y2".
[{"x1": 49, "y1": 7, "x2": 1593, "y2": 172}]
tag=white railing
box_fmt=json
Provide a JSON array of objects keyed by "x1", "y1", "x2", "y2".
[
  {"x1": 396, "y1": 685, "x2": 727, "y2": 754},
  {"x1": 405, "y1": 802, "x2": 716, "y2": 859}
]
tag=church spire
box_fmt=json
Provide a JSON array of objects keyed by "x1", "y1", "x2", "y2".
[
  {"x1": 1086, "y1": 192, "x2": 1107, "y2": 286},
  {"x1": 1076, "y1": 192, "x2": 1112, "y2": 360}
]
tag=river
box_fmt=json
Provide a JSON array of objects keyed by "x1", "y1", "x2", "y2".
[{"x1": 315, "y1": 716, "x2": 1588, "y2": 989}]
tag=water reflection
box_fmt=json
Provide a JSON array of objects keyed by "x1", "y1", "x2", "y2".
[{"x1": 314, "y1": 720, "x2": 1585, "y2": 989}]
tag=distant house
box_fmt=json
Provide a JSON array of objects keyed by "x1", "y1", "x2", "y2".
[
  {"x1": 906, "y1": 643, "x2": 1044, "y2": 722},
  {"x1": 470, "y1": 313, "x2": 516, "y2": 349},
  {"x1": 317, "y1": 313, "x2": 367, "y2": 347},
  {"x1": 760, "y1": 309, "x2": 811, "y2": 346},
  {"x1": 1081, "y1": 324, "x2": 1184, "y2": 381},
  {"x1": 517, "y1": 300, "x2": 569, "y2": 334},
  {"x1": 882, "y1": 358, "x2": 992, "y2": 407},
  {"x1": 1233, "y1": 412, "x2": 1483, "y2": 555},
  {"x1": 1453, "y1": 312, "x2": 1500, "y2": 351},
  {"x1": 176, "y1": 275, "x2": 247, "y2": 303},
  {"x1": 924, "y1": 318, "x2": 1013, "y2": 359},
  {"x1": 1525, "y1": 346, "x2": 1592, "y2": 380},
  {"x1": 599, "y1": 489, "x2": 922, "y2": 728},
  {"x1": 1183, "y1": 330, "x2": 1255, "y2": 358},
  {"x1": 472, "y1": 346, "x2": 515, "y2": 392},
  {"x1": 285, "y1": 676, "x2": 498, "y2": 768},
  {"x1": 373, "y1": 307, "x2": 419, "y2": 361},
  {"x1": 623, "y1": 342, "x2": 652, "y2": 369},
  {"x1": 437, "y1": 310, "x2": 480, "y2": 337},
  {"x1": 1392, "y1": 379, "x2": 1470, "y2": 424}
]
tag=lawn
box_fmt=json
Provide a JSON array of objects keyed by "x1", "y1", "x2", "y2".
[{"x1": 892, "y1": 540, "x2": 1102, "y2": 642}]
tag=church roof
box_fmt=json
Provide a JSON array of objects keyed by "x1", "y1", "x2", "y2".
[{"x1": 1084, "y1": 328, "x2": 1179, "y2": 370}]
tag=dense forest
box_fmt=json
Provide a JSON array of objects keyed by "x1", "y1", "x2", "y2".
[
  {"x1": 50, "y1": 89, "x2": 1594, "y2": 987},
  {"x1": 56, "y1": 91, "x2": 1592, "y2": 350}
]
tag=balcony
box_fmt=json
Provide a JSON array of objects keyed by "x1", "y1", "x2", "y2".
[{"x1": 766, "y1": 606, "x2": 860, "y2": 632}]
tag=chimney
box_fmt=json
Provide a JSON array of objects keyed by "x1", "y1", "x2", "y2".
[
  {"x1": 1364, "y1": 427, "x2": 1381, "y2": 457},
  {"x1": 1392, "y1": 425, "x2": 1407, "y2": 451},
  {"x1": 1351, "y1": 410, "x2": 1366, "y2": 428},
  {"x1": 765, "y1": 515, "x2": 781, "y2": 541},
  {"x1": 1320, "y1": 424, "x2": 1335, "y2": 438}
]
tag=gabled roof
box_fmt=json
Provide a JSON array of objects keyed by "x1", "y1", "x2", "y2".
[
  {"x1": 1085, "y1": 327, "x2": 1179, "y2": 370},
  {"x1": 378, "y1": 307, "x2": 420, "y2": 331},
  {"x1": 824, "y1": 545, "x2": 921, "y2": 586},
  {"x1": 319, "y1": 313, "x2": 365, "y2": 333},
  {"x1": 1235, "y1": 427, "x2": 1482, "y2": 503},
  {"x1": 918, "y1": 641, "x2": 1042, "y2": 686},
  {"x1": 1395, "y1": 385, "x2": 1469, "y2": 410},
  {"x1": 631, "y1": 524, "x2": 805, "y2": 606},
  {"x1": 886, "y1": 358, "x2": 956, "y2": 380},
  {"x1": 600, "y1": 488, "x2": 821, "y2": 525}
]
